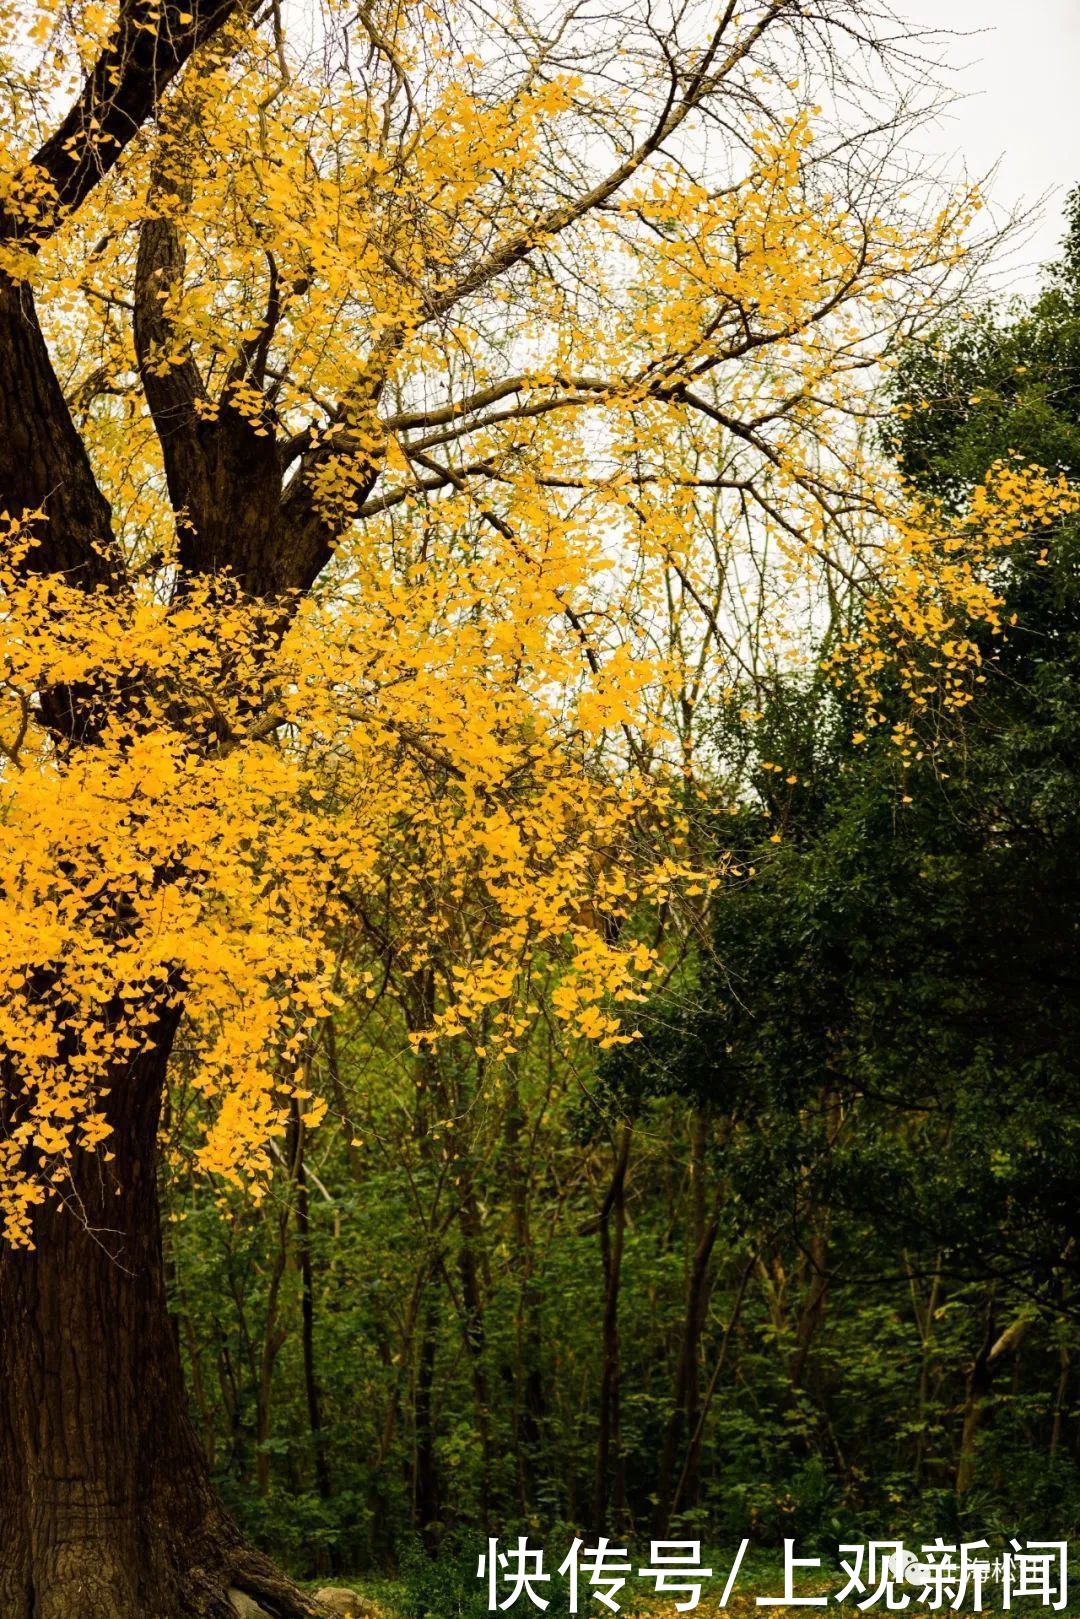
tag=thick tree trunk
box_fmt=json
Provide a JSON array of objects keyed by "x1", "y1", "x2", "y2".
[
  {"x1": 0, "y1": 12, "x2": 345, "y2": 1611},
  {"x1": 0, "y1": 1021, "x2": 320, "y2": 1619}
]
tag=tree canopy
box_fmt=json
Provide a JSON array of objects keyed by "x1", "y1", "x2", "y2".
[{"x1": 2, "y1": 0, "x2": 1055, "y2": 1243}]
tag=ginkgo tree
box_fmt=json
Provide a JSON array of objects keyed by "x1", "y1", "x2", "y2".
[{"x1": 0, "y1": 0, "x2": 1072, "y2": 1612}]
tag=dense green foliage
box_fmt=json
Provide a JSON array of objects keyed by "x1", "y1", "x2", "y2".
[{"x1": 167, "y1": 199, "x2": 1080, "y2": 1582}]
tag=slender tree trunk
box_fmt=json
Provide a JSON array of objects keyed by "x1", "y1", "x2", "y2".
[
  {"x1": 1051, "y1": 1344, "x2": 1070, "y2": 1458},
  {"x1": 325, "y1": 1018, "x2": 365, "y2": 1189},
  {"x1": 790, "y1": 1223, "x2": 830, "y2": 1392},
  {"x1": 0, "y1": 1019, "x2": 320, "y2": 1619},
  {"x1": 956, "y1": 1305, "x2": 1031, "y2": 1496},
  {"x1": 655, "y1": 1111, "x2": 718, "y2": 1534},
  {"x1": 654, "y1": 1213, "x2": 718, "y2": 1531},
  {"x1": 504, "y1": 1067, "x2": 545, "y2": 1510},
  {"x1": 292, "y1": 1106, "x2": 333, "y2": 1505},
  {"x1": 404, "y1": 974, "x2": 443, "y2": 1551},
  {"x1": 413, "y1": 1286, "x2": 441, "y2": 1552},
  {"x1": 593, "y1": 1124, "x2": 631, "y2": 1532},
  {"x1": 254, "y1": 1185, "x2": 291, "y2": 1499},
  {"x1": 669, "y1": 1252, "x2": 756, "y2": 1522},
  {"x1": 906, "y1": 1251, "x2": 942, "y2": 1488},
  {"x1": 456, "y1": 1185, "x2": 494, "y2": 1529}
]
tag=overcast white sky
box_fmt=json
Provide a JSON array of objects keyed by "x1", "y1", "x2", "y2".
[{"x1": 896, "y1": 0, "x2": 1080, "y2": 288}]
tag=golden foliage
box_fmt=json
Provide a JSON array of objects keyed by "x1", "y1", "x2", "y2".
[{"x1": 0, "y1": 0, "x2": 1071, "y2": 1241}]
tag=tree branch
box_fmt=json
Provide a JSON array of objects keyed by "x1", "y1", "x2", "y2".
[{"x1": 9, "y1": 0, "x2": 245, "y2": 244}]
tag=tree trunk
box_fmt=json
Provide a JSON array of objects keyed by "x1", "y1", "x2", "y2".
[
  {"x1": 0, "y1": 1020, "x2": 320, "y2": 1619},
  {"x1": 1051, "y1": 1343, "x2": 1070, "y2": 1459},
  {"x1": 0, "y1": 15, "x2": 340, "y2": 1608},
  {"x1": 654, "y1": 1110, "x2": 718, "y2": 1535},
  {"x1": 905, "y1": 1251, "x2": 942, "y2": 1488},
  {"x1": 669, "y1": 1252, "x2": 755, "y2": 1523},
  {"x1": 413, "y1": 1286, "x2": 441, "y2": 1552},
  {"x1": 790, "y1": 1224, "x2": 830, "y2": 1393},
  {"x1": 593, "y1": 1124, "x2": 630, "y2": 1533},
  {"x1": 503, "y1": 1067, "x2": 545, "y2": 1511},
  {"x1": 293, "y1": 1110, "x2": 333, "y2": 1507},
  {"x1": 255, "y1": 1119, "x2": 295, "y2": 1502},
  {"x1": 955, "y1": 1305, "x2": 1031, "y2": 1496},
  {"x1": 455, "y1": 1185, "x2": 494, "y2": 1530}
]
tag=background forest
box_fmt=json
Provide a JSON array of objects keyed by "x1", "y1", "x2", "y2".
[{"x1": 159, "y1": 192, "x2": 1080, "y2": 1594}]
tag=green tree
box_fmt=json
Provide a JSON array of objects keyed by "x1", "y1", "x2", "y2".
[{"x1": 616, "y1": 193, "x2": 1080, "y2": 1519}]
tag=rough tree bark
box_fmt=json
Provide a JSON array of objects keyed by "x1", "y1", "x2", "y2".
[{"x1": 0, "y1": 1017, "x2": 324, "y2": 1618}]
